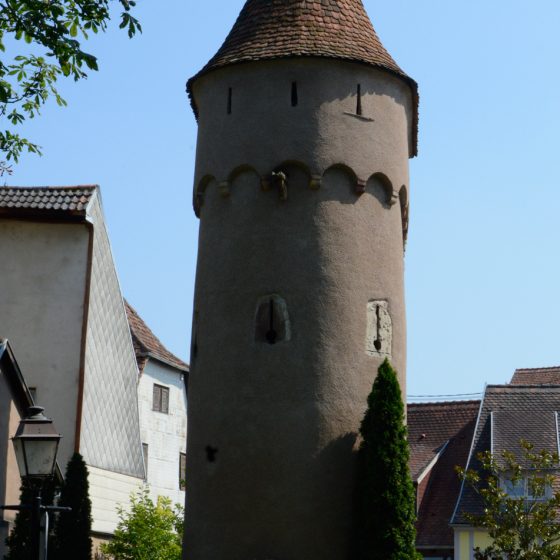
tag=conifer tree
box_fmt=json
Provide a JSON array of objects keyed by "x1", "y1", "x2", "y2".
[
  {"x1": 356, "y1": 359, "x2": 421, "y2": 560},
  {"x1": 52, "y1": 453, "x2": 92, "y2": 560},
  {"x1": 4, "y1": 478, "x2": 57, "y2": 560}
]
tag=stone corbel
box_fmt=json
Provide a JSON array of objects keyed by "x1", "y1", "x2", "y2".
[
  {"x1": 355, "y1": 178, "x2": 366, "y2": 195},
  {"x1": 309, "y1": 175, "x2": 322, "y2": 190},
  {"x1": 271, "y1": 171, "x2": 288, "y2": 201},
  {"x1": 219, "y1": 181, "x2": 230, "y2": 198}
]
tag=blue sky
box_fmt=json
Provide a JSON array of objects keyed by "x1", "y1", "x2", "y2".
[{"x1": 6, "y1": 0, "x2": 560, "y2": 400}]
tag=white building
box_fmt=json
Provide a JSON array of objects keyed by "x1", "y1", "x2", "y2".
[
  {"x1": 0, "y1": 185, "x2": 144, "y2": 552},
  {"x1": 125, "y1": 302, "x2": 189, "y2": 506}
]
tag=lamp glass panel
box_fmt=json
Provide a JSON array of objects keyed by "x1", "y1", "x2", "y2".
[
  {"x1": 22, "y1": 439, "x2": 58, "y2": 476},
  {"x1": 12, "y1": 438, "x2": 28, "y2": 478}
]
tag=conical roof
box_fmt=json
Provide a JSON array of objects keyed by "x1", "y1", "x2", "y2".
[{"x1": 188, "y1": 0, "x2": 418, "y2": 155}]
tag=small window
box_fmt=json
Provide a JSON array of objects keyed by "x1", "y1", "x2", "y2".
[
  {"x1": 179, "y1": 452, "x2": 187, "y2": 490},
  {"x1": 227, "y1": 87, "x2": 232, "y2": 115},
  {"x1": 365, "y1": 300, "x2": 392, "y2": 357},
  {"x1": 291, "y1": 82, "x2": 298, "y2": 107},
  {"x1": 356, "y1": 84, "x2": 362, "y2": 116},
  {"x1": 255, "y1": 295, "x2": 291, "y2": 345},
  {"x1": 142, "y1": 443, "x2": 149, "y2": 480},
  {"x1": 153, "y1": 384, "x2": 170, "y2": 414}
]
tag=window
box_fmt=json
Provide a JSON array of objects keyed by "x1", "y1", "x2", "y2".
[
  {"x1": 153, "y1": 384, "x2": 170, "y2": 414},
  {"x1": 179, "y1": 452, "x2": 187, "y2": 490},
  {"x1": 255, "y1": 295, "x2": 291, "y2": 345},
  {"x1": 142, "y1": 443, "x2": 149, "y2": 480},
  {"x1": 501, "y1": 475, "x2": 552, "y2": 500}
]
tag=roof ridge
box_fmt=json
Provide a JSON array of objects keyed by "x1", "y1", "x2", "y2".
[
  {"x1": 408, "y1": 400, "x2": 481, "y2": 408},
  {"x1": 518, "y1": 368, "x2": 560, "y2": 371},
  {"x1": 1, "y1": 185, "x2": 98, "y2": 190}
]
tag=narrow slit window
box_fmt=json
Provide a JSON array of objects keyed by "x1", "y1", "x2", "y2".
[
  {"x1": 227, "y1": 87, "x2": 232, "y2": 115},
  {"x1": 255, "y1": 295, "x2": 291, "y2": 345},
  {"x1": 142, "y1": 443, "x2": 149, "y2": 480},
  {"x1": 356, "y1": 84, "x2": 362, "y2": 116},
  {"x1": 291, "y1": 82, "x2": 298, "y2": 107},
  {"x1": 179, "y1": 452, "x2": 187, "y2": 490}
]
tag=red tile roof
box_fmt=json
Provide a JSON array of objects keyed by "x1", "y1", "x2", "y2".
[
  {"x1": 408, "y1": 400, "x2": 480, "y2": 548},
  {"x1": 125, "y1": 300, "x2": 189, "y2": 374},
  {"x1": 188, "y1": 0, "x2": 419, "y2": 156},
  {"x1": 0, "y1": 185, "x2": 96, "y2": 214},
  {"x1": 511, "y1": 366, "x2": 560, "y2": 385}
]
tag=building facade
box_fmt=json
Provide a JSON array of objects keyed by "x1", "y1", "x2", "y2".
[
  {"x1": 0, "y1": 186, "x2": 145, "y2": 549},
  {"x1": 185, "y1": 1, "x2": 418, "y2": 558},
  {"x1": 126, "y1": 301, "x2": 189, "y2": 506}
]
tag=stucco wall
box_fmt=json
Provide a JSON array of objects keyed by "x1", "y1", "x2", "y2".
[
  {"x1": 0, "y1": 220, "x2": 89, "y2": 467},
  {"x1": 186, "y1": 58, "x2": 413, "y2": 560},
  {"x1": 88, "y1": 465, "x2": 144, "y2": 535},
  {"x1": 454, "y1": 529, "x2": 492, "y2": 560},
  {"x1": 0, "y1": 376, "x2": 23, "y2": 558},
  {"x1": 138, "y1": 359, "x2": 187, "y2": 505}
]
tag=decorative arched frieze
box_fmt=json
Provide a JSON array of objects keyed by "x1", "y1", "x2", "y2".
[
  {"x1": 193, "y1": 164, "x2": 403, "y2": 214},
  {"x1": 322, "y1": 164, "x2": 365, "y2": 195},
  {"x1": 194, "y1": 174, "x2": 217, "y2": 217},
  {"x1": 367, "y1": 172, "x2": 396, "y2": 207}
]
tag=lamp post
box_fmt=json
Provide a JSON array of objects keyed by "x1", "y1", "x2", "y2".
[{"x1": 0, "y1": 406, "x2": 70, "y2": 560}]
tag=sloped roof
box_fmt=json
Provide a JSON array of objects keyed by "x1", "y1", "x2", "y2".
[
  {"x1": 188, "y1": 0, "x2": 419, "y2": 155},
  {"x1": 408, "y1": 400, "x2": 480, "y2": 548},
  {"x1": 511, "y1": 366, "x2": 560, "y2": 385},
  {"x1": 0, "y1": 185, "x2": 96, "y2": 216},
  {"x1": 452, "y1": 385, "x2": 560, "y2": 525},
  {"x1": 125, "y1": 300, "x2": 189, "y2": 374}
]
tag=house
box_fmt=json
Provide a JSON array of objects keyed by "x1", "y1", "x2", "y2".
[
  {"x1": 0, "y1": 340, "x2": 39, "y2": 549},
  {"x1": 410, "y1": 365, "x2": 560, "y2": 560},
  {"x1": 0, "y1": 186, "x2": 144, "y2": 551},
  {"x1": 408, "y1": 400, "x2": 480, "y2": 560},
  {"x1": 125, "y1": 301, "x2": 189, "y2": 505}
]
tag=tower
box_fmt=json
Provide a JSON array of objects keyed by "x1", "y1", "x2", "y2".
[{"x1": 185, "y1": 1, "x2": 418, "y2": 558}]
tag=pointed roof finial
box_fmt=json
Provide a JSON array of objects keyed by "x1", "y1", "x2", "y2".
[{"x1": 188, "y1": 0, "x2": 418, "y2": 155}]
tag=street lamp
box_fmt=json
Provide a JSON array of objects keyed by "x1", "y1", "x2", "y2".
[
  {"x1": 0, "y1": 406, "x2": 69, "y2": 560},
  {"x1": 12, "y1": 406, "x2": 61, "y2": 480}
]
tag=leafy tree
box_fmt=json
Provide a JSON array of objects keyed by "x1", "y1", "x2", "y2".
[
  {"x1": 52, "y1": 452, "x2": 92, "y2": 560},
  {"x1": 0, "y1": 0, "x2": 141, "y2": 174},
  {"x1": 101, "y1": 487, "x2": 184, "y2": 560},
  {"x1": 355, "y1": 359, "x2": 421, "y2": 560},
  {"x1": 457, "y1": 440, "x2": 560, "y2": 559},
  {"x1": 4, "y1": 477, "x2": 57, "y2": 560}
]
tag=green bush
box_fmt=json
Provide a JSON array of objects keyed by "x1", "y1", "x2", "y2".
[{"x1": 101, "y1": 487, "x2": 183, "y2": 560}]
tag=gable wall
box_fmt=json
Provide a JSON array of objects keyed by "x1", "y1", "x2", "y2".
[
  {"x1": 0, "y1": 220, "x2": 89, "y2": 466},
  {"x1": 79, "y1": 197, "x2": 144, "y2": 478}
]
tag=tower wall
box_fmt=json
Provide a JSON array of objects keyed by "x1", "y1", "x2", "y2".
[{"x1": 186, "y1": 58, "x2": 413, "y2": 560}]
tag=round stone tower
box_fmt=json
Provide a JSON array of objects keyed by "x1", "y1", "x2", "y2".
[{"x1": 185, "y1": 1, "x2": 418, "y2": 559}]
